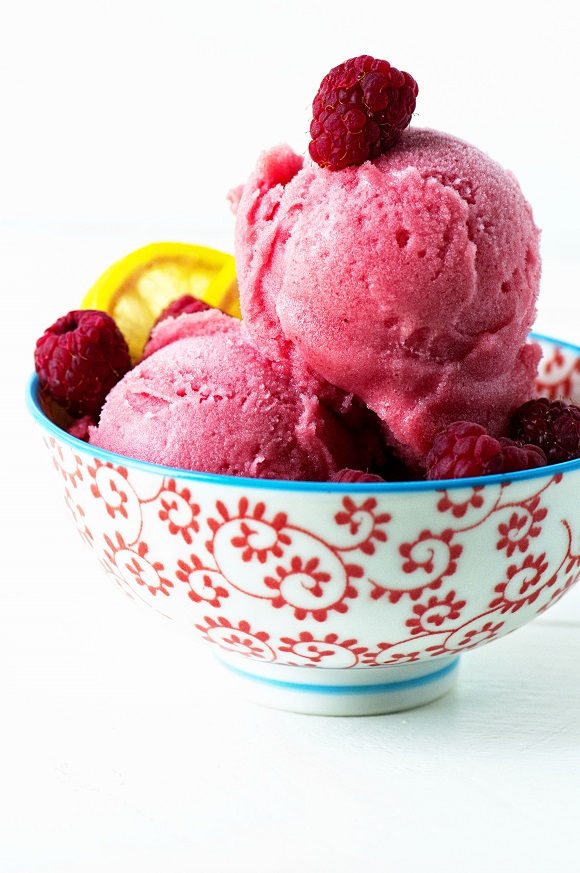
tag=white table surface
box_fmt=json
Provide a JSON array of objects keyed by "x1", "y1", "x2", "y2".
[{"x1": 3, "y1": 223, "x2": 580, "y2": 872}]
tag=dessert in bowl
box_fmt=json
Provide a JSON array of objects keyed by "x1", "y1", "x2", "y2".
[
  {"x1": 26, "y1": 334, "x2": 580, "y2": 715},
  {"x1": 28, "y1": 55, "x2": 580, "y2": 714}
]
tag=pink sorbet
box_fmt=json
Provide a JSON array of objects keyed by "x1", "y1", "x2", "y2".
[
  {"x1": 90, "y1": 310, "x2": 384, "y2": 480},
  {"x1": 234, "y1": 128, "x2": 542, "y2": 467}
]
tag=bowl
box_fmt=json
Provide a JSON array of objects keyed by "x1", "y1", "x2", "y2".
[{"x1": 26, "y1": 333, "x2": 580, "y2": 716}]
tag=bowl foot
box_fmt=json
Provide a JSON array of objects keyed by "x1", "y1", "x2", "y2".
[{"x1": 214, "y1": 653, "x2": 460, "y2": 716}]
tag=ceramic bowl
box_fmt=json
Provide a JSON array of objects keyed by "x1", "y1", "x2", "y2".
[{"x1": 27, "y1": 334, "x2": 580, "y2": 716}]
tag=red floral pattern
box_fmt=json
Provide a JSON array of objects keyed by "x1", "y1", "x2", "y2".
[
  {"x1": 436, "y1": 487, "x2": 484, "y2": 518},
  {"x1": 176, "y1": 554, "x2": 229, "y2": 607},
  {"x1": 490, "y1": 552, "x2": 550, "y2": 612},
  {"x1": 279, "y1": 632, "x2": 369, "y2": 667},
  {"x1": 194, "y1": 616, "x2": 275, "y2": 661},
  {"x1": 405, "y1": 591, "x2": 466, "y2": 635},
  {"x1": 88, "y1": 460, "x2": 131, "y2": 520},
  {"x1": 264, "y1": 555, "x2": 360, "y2": 622},
  {"x1": 535, "y1": 343, "x2": 580, "y2": 400},
  {"x1": 157, "y1": 480, "x2": 201, "y2": 543},
  {"x1": 102, "y1": 532, "x2": 173, "y2": 598},
  {"x1": 46, "y1": 436, "x2": 83, "y2": 488},
  {"x1": 496, "y1": 498, "x2": 546, "y2": 557},
  {"x1": 334, "y1": 496, "x2": 391, "y2": 555}
]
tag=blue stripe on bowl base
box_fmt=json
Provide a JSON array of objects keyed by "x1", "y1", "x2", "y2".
[{"x1": 216, "y1": 656, "x2": 460, "y2": 697}]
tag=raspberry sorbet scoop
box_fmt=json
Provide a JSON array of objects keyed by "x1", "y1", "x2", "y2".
[
  {"x1": 89, "y1": 310, "x2": 384, "y2": 480},
  {"x1": 234, "y1": 128, "x2": 541, "y2": 468}
]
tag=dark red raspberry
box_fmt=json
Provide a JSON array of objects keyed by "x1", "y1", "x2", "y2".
[
  {"x1": 34, "y1": 309, "x2": 131, "y2": 418},
  {"x1": 330, "y1": 468, "x2": 386, "y2": 484},
  {"x1": 308, "y1": 55, "x2": 418, "y2": 170},
  {"x1": 426, "y1": 422, "x2": 547, "y2": 480},
  {"x1": 510, "y1": 398, "x2": 580, "y2": 464},
  {"x1": 152, "y1": 294, "x2": 211, "y2": 329},
  {"x1": 495, "y1": 437, "x2": 547, "y2": 473}
]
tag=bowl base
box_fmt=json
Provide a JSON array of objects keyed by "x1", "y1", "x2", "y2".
[{"x1": 214, "y1": 653, "x2": 460, "y2": 716}]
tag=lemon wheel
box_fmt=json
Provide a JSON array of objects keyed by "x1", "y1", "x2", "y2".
[{"x1": 81, "y1": 242, "x2": 239, "y2": 362}]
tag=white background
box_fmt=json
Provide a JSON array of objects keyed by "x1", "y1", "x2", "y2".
[
  {"x1": 3, "y1": 1, "x2": 580, "y2": 871},
  {"x1": 3, "y1": 0, "x2": 580, "y2": 258}
]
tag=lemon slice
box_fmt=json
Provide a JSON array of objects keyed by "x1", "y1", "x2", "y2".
[{"x1": 81, "y1": 242, "x2": 240, "y2": 362}]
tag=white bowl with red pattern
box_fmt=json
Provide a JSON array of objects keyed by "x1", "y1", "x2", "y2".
[{"x1": 27, "y1": 333, "x2": 580, "y2": 715}]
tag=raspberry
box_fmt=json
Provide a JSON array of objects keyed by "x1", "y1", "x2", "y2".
[
  {"x1": 426, "y1": 422, "x2": 547, "y2": 480},
  {"x1": 496, "y1": 437, "x2": 547, "y2": 473},
  {"x1": 330, "y1": 468, "x2": 386, "y2": 483},
  {"x1": 308, "y1": 55, "x2": 418, "y2": 171},
  {"x1": 510, "y1": 398, "x2": 580, "y2": 465},
  {"x1": 152, "y1": 294, "x2": 211, "y2": 329},
  {"x1": 34, "y1": 309, "x2": 131, "y2": 418},
  {"x1": 67, "y1": 415, "x2": 96, "y2": 442}
]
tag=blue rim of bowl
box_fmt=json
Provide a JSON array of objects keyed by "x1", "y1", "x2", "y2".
[{"x1": 26, "y1": 332, "x2": 580, "y2": 494}]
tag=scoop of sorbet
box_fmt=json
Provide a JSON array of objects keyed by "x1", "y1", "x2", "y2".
[
  {"x1": 234, "y1": 128, "x2": 541, "y2": 468},
  {"x1": 90, "y1": 310, "x2": 386, "y2": 480}
]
